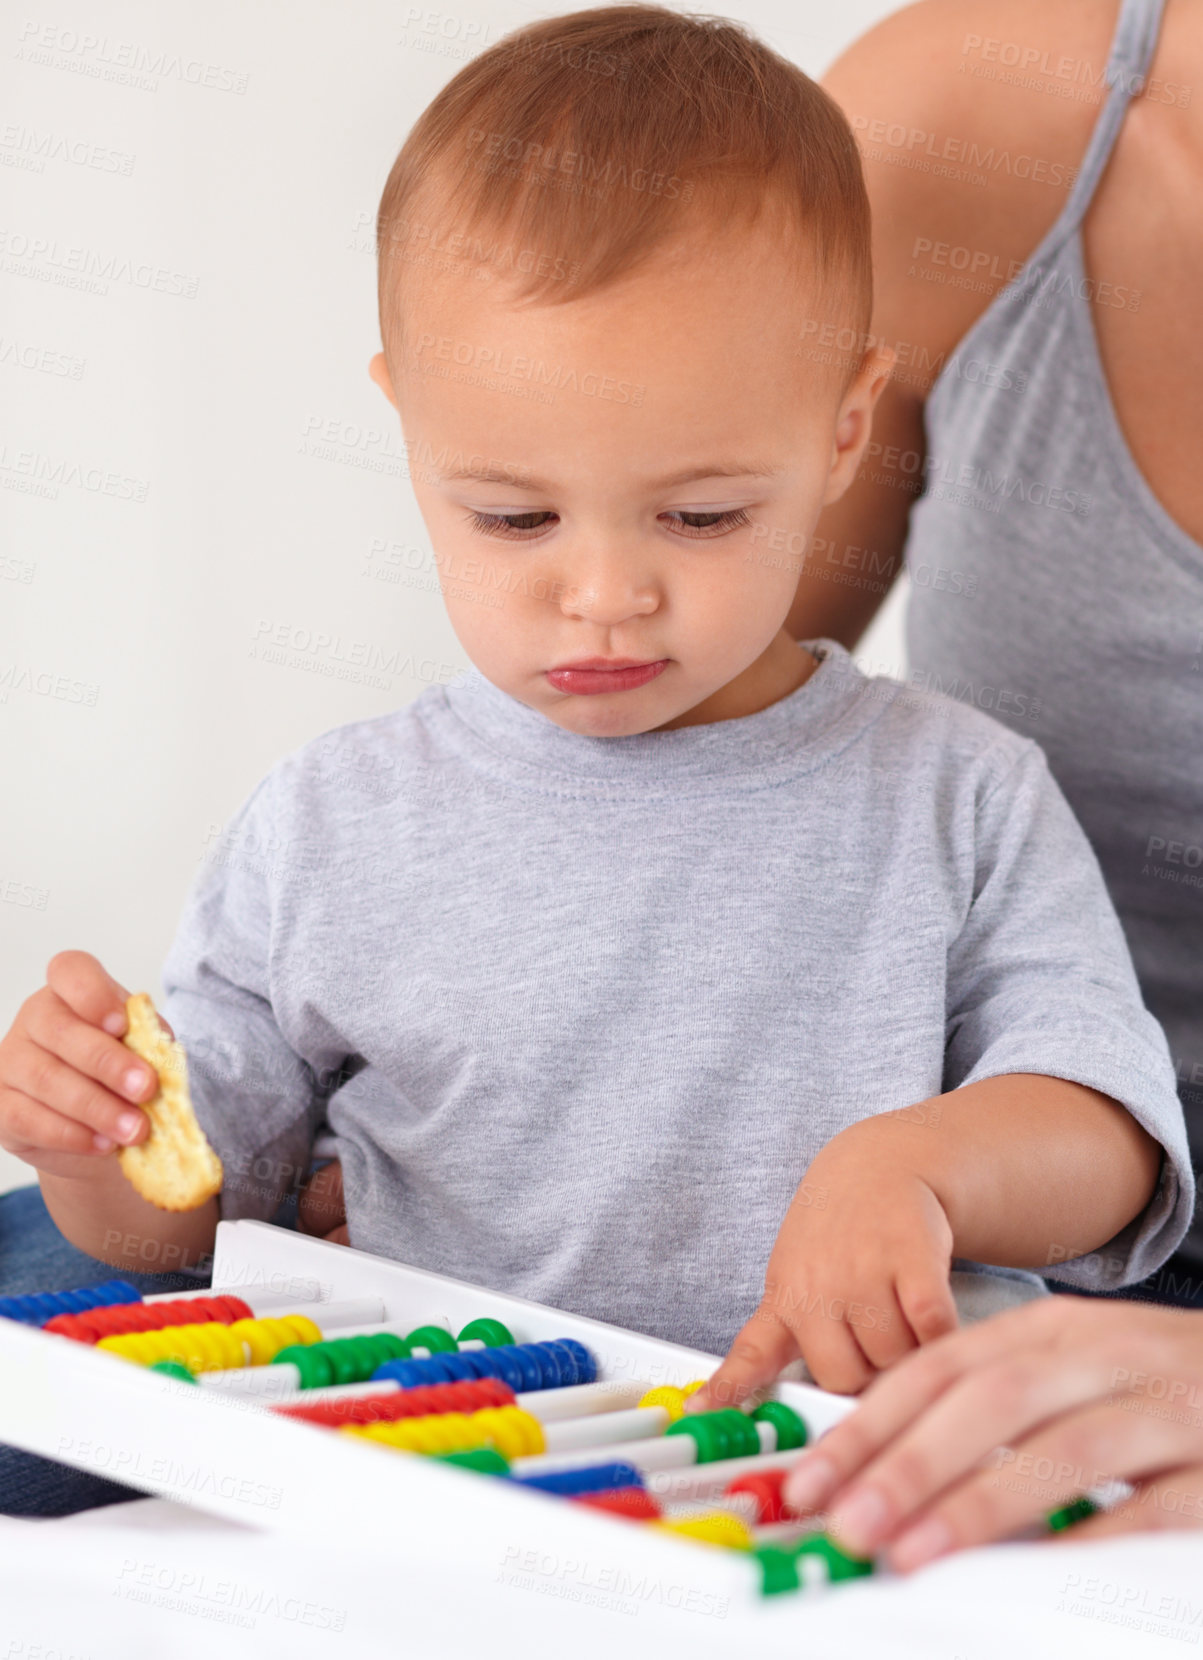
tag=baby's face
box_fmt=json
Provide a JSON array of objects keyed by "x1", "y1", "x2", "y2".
[{"x1": 371, "y1": 216, "x2": 888, "y2": 734}]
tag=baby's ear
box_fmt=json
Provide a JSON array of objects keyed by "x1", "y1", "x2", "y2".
[{"x1": 368, "y1": 351, "x2": 398, "y2": 410}]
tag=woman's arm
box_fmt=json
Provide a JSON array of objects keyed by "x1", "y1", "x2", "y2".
[{"x1": 793, "y1": 0, "x2": 1117, "y2": 649}]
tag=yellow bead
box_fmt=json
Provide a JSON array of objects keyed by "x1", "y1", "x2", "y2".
[
  {"x1": 473, "y1": 1407, "x2": 545, "y2": 1459},
  {"x1": 280, "y1": 1314, "x2": 322, "y2": 1346},
  {"x1": 637, "y1": 1380, "x2": 707, "y2": 1422},
  {"x1": 98, "y1": 1320, "x2": 245, "y2": 1373},
  {"x1": 341, "y1": 1404, "x2": 546, "y2": 1459},
  {"x1": 652, "y1": 1512, "x2": 754, "y2": 1550}
]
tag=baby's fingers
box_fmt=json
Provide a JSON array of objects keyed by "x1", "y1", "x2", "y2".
[
  {"x1": 0, "y1": 1087, "x2": 118, "y2": 1159},
  {"x1": 898, "y1": 1265, "x2": 958, "y2": 1348},
  {"x1": 45, "y1": 949, "x2": 134, "y2": 1037},
  {"x1": 9, "y1": 1009, "x2": 153, "y2": 1149},
  {"x1": 688, "y1": 1306, "x2": 799, "y2": 1413}
]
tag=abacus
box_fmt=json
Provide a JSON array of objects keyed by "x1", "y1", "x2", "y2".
[
  {"x1": 0, "y1": 1221, "x2": 1099, "y2": 1613},
  {"x1": 2, "y1": 1221, "x2": 878, "y2": 1608}
]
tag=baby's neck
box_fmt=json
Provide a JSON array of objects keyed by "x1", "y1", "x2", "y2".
[{"x1": 655, "y1": 635, "x2": 818, "y2": 731}]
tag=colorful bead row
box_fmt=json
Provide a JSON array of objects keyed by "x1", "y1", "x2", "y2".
[
  {"x1": 271, "y1": 1330, "x2": 411, "y2": 1388},
  {"x1": 513, "y1": 1461, "x2": 645, "y2": 1497},
  {"x1": 344, "y1": 1404, "x2": 547, "y2": 1460},
  {"x1": 259, "y1": 1319, "x2": 519, "y2": 1391},
  {"x1": 664, "y1": 1403, "x2": 807, "y2": 1463},
  {"x1": 0, "y1": 1278, "x2": 140, "y2": 1327},
  {"x1": 273, "y1": 1377, "x2": 515, "y2": 1427},
  {"x1": 99, "y1": 1314, "x2": 321, "y2": 1372},
  {"x1": 373, "y1": 1337, "x2": 594, "y2": 1394},
  {"x1": 45, "y1": 1294, "x2": 253, "y2": 1344}
]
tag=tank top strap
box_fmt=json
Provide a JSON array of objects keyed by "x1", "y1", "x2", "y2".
[{"x1": 1037, "y1": 0, "x2": 1168, "y2": 251}]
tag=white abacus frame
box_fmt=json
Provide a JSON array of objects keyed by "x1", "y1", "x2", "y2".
[{"x1": 0, "y1": 1220, "x2": 859, "y2": 1610}]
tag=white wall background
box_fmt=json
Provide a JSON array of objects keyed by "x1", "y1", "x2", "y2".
[{"x1": 1, "y1": 0, "x2": 906, "y2": 1197}]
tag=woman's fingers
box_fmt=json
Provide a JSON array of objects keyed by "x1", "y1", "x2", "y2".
[
  {"x1": 884, "y1": 1395, "x2": 1203, "y2": 1570},
  {"x1": 823, "y1": 1339, "x2": 1141, "y2": 1555},
  {"x1": 1053, "y1": 1465, "x2": 1203, "y2": 1540},
  {"x1": 783, "y1": 1297, "x2": 1084, "y2": 1513}
]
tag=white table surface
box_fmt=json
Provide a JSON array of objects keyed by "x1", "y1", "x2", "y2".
[{"x1": 3, "y1": 1494, "x2": 1200, "y2": 1659}]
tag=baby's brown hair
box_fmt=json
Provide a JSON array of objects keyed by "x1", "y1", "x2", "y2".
[{"x1": 376, "y1": 4, "x2": 870, "y2": 369}]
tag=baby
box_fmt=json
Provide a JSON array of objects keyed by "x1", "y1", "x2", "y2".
[{"x1": 1, "y1": 4, "x2": 1192, "y2": 1410}]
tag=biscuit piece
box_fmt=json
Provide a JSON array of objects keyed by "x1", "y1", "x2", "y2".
[{"x1": 117, "y1": 992, "x2": 223, "y2": 1212}]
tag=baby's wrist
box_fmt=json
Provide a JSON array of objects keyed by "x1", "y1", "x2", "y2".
[{"x1": 811, "y1": 1109, "x2": 965, "y2": 1230}]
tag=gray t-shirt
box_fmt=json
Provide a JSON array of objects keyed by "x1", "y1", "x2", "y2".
[{"x1": 162, "y1": 639, "x2": 1193, "y2": 1355}]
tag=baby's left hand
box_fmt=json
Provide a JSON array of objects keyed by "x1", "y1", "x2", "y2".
[{"x1": 691, "y1": 1121, "x2": 959, "y2": 1402}]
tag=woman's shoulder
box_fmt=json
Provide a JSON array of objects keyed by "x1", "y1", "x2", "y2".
[{"x1": 822, "y1": 0, "x2": 1122, "y2": 392}]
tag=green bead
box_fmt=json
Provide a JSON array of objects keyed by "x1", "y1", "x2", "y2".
[
  {"x1": 367, "y1": 1332, "x2": 410, "y2": 1368},
  {"x1": 751, "y1": 1399, "x2": 808, "y2": 1451},
  {"x1": 149, "y1": 1360, "x2": 196, "y2": 1384},
  {"x1": 406, "y1": 1324, "x2": 459, "y2": 1354},
  {"x1": 273, "y1": 1343, "x2": 332, "y2": 1389},
  {"x1": 457, "y1": 1317, "x2": 514, "y2": 1349},
  {"x1": 436, "y1": 1447, "x2": 511, "y2": 1476},
  {"x1": 792, "y1": 1533, "x2": 875, "y2": 1585},
  {"x1": 326, "y1": 1338, "x2": 366, "y2": 1385},
  {"x1": 1047, "y1": 1496, "x2": 1098, "y2": 1532},
  {"x1": 666, "y1": 1408, "x2": 760, "y2": 1463},
  {"x1": 753, "y1": 1545, "x2": 801, "y2": 1596}
]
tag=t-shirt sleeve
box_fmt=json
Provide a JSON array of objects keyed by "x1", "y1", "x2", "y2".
[
  {"x1": 159, "y1": 766, "x2": 321, "y2": 1225},
  {"x1": 945, "y1": 739, "x2": 1195, "y2": 1290}
]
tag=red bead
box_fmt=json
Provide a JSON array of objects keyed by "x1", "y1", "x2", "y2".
[
  {"x1": 573, "y1": 1488, "x2": 662, "y2": 1520},
  {"x1": 272, "y1": 1375, "x2": 515, "y2": 1427},
  {"x1": 725, "y1": 1468, "x2": 795, "y2": 1523},
  {"x1": 43, "y1": 1293, "x2": 252, "y2": 1343}
]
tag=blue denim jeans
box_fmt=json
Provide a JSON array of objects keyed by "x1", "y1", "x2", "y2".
[{"x1": 0, "y1": 1183, "x2": 298, "y2": 1517}]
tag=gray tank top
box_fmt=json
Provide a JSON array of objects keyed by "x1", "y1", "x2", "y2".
[{"x1": 905, "y1": 0, "x2": 1203, "y2": 1266}]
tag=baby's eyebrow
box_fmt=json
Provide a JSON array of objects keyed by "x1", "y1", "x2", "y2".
[{"x1": 442, "y1": 459, "x2": 782, "y2": 491}]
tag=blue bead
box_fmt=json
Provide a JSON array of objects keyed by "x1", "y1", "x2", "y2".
[
  {"x1": 0, "y1": 1278, "x2": 141, "y2": 1327},
  {"x1": 482, "y1": 1347, "x2": 527, "y2": 1391},
  {"x1": 541, "y1": 1340, "x2": 579, "y2": 1387},
  {"x1": 556, "y1": 1339, "x2": 596, "y2": 1385},
  {"x1": 372, "y1": 1358, "x2": 432, "y2": 1389},
  {"x1": 438, "y1": 1351, "x2": 482, "y2": 1382},
  {"x1": 512, "y1": 1461, "x2": 646, "y2": 1496}
]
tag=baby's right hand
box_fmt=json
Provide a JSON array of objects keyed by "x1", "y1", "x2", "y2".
[{"x1": 0, "y1": 950, "x2": 160, "y2": 1178}]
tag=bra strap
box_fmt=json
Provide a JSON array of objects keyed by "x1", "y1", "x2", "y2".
[{"x1": 1038, "y1": 0, "x2": 1168, "y2": 247}]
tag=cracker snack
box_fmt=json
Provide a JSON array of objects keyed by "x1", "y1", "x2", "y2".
[{"x1": 117, "y1": 992, "x2": 223, "y2": 1211}]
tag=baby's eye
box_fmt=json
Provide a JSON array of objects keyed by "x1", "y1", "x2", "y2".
[
  {"x1": 468, "y1": 510, "x2": 557, "y2": 539},
  {"x1": 662, "y1": 508, "x2": 751, "y2": 538}
]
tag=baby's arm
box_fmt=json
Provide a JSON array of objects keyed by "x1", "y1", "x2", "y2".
[
  {"x1": 27, "y1": 766, "x2": 325, "y2": 1275},
  {"x1": 695, "y1": 738, "x2": 1191, "y2": 1404},
  {"x1": 884, "y1": 1071, "x2": 1161, "y2": 1268},
  {"x1": 41, "y1": 1156, "x2": 218, "y2": 1272},
  {"x1": 1, "y1": 950, "x2": 219, "y2": 1272},
  {"x1": 694, "y1": 1072, "x2": 1159, "y2": 1404}
]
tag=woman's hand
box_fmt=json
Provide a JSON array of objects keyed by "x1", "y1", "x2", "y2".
[
  {"x1": 781, "y1": 1295, "x2": 1203, "y2": 1571},
  {"x1": 689, "y1": 1121, "x2": 958, "y2": 1403}
]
